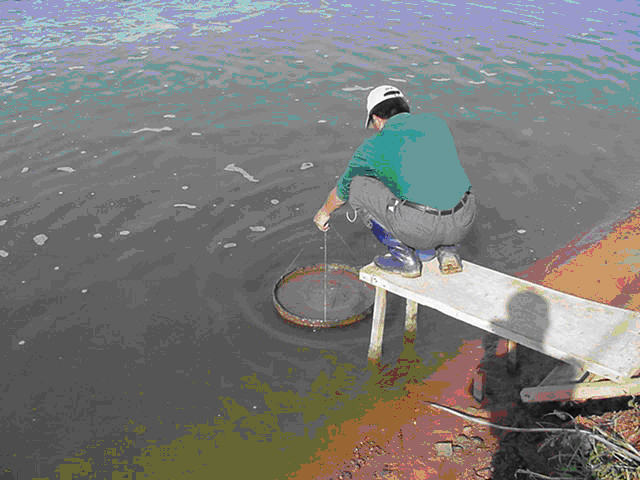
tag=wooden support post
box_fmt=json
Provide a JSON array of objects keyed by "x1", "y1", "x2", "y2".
[
  {"x1": 472, "y1": 369, "x2": 485, "y2": 403},
  {"x1": 405, "y1": 299, "x2": 418, "y2": 333},
  {"x1": 368, "y1": 286, "x2": 387, "y2": 363},
  {"x1": 404, "y1": 299, "x2": 418, "y2": 344},
  {"x1": 506, "y1": 339, "x2": 518, "y2": 374}
]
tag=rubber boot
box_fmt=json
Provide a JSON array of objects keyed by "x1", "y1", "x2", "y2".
[
  {"x1": 367, "y1": 219, "x2": 421, "y2": 278},
  {"x1": 436, "y1": 245, "x2": 463, "y2": 274},
  {"x1": 416, "y1": 249, "x2": 436, "y2": 261}
]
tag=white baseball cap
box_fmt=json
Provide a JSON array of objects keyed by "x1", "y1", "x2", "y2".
[{"x1": 364, "y1": 85, "x2": 406, "y2": 128}]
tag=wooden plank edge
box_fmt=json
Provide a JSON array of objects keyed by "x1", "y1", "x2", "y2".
[{"x1": 521, "y1": 377, "x2": 640, "y2": 403}]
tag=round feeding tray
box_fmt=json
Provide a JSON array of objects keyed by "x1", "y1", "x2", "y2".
[{"x1": 273, "y1": 264, "x2": 375, "y2": 328}]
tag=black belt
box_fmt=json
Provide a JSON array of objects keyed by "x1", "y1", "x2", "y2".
[{"x1": 402, "y1": 190, "x2": 471, "y2": 216}]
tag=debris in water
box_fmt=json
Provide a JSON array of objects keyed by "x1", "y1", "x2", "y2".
[
  {"x1": 21, "y1": 167, "x2": 29, "y2": 173},
  {"x1": 270, "y1": 199, "x2": 280, "y2": 205},
  {"x1": 0, "y1": 220, "x2": 6, "y2": 226},
  {"x1": 56, "y1": 166, "x2": 76, "y2": 173},
  {"x1": 300, "y1": 162, "x2": 314, "y2": 171},
  {"x1": 18, "y1": 340, "x2": 25, "y2": 346},
  {"x1": 342, "y1": 85, "x2": 376, "y2": 92},
  {"x1": 181, "y1": 185, "x2": 189, "y2": 190},
  {"x1": 249, "y1": 226, "x2": 266, "y2": 232},
  {"x1": 93, "y1": 233, "x2": 103, "y2": 239},
  {"x1": 223, "y1": 242, "x2": 237, "y2": 249},
  {"x1": 516, "y1": 229, "x2": 526, "y2": 234},
  {"x1": 173, "y1": 203, "x2": 197, "y2": 209},
  {"x1": 224, "y1": 163, "x2": 259, "y2": 183},
  {"x1": 119, "y1": 230, "x2": 131, "y2": 236},
  {"x1": 33, "y1": 234, "x2": 48, "y2": 246},
  {"x1": 131, "y1": 126, "x2": 173, "y2": 134},
  {"x1": 0, "y1": 250, "x2": 8, "y2": 257}
]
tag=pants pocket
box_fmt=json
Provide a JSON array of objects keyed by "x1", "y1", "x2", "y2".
[{"x1": 462, "y1": 197, "x2": 478, "y2": 228}]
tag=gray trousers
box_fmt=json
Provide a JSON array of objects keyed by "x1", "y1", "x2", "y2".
[{"x1": 347, "y1": 176, "x2": 477, "y2": 250}]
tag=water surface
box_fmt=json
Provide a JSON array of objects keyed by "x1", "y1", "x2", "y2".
[{"x1": 1, "y1": 0, "x2": 639, "y2": 477}]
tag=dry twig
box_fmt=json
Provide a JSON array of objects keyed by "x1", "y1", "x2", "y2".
[
  {"x1": 422, "y1": 401, "x2": 640, "y2": 464},
  {"x1": 514, "y1": 469, "x2": 575, "y2": 480}
]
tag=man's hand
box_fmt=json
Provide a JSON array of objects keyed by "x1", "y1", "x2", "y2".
[
  {"x1": 314, "y1": 209, "x2": 330, "y2": 232},
  {"x1": 314, "y1": 187, "x2": 345, "y2": 232}
]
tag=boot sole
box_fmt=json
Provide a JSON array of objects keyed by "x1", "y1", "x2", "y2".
[
  {"x1": 374, "y1": 254, "x2": 422, "y2": 278},
  {"x1": 400, "y1": 269, "x2": 421, "y2": 279},
  {"x1": 373, "y1": 264, "x2": 422, "y2": 278}
]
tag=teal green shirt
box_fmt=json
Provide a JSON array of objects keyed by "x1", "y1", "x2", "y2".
[{"x1": 336, "y1": 112, "x2": 471, "y2": 210}]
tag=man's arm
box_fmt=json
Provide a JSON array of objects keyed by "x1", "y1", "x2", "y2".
[
  {"x1": 313, "y1": 187, "x2": 346, "y2": 232},
  {"x1": 322, "y1": 187, "x2": 346, "y2": 215}
]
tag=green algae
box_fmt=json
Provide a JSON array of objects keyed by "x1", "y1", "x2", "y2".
[{"x1": 48, "y1": 345, "x2": 455, "y2": 479}]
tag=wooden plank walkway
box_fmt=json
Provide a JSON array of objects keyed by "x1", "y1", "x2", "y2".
[{"x1": 359, "y1": 260, "x2": 640, "y2": 382}]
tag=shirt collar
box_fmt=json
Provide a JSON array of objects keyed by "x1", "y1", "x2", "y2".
[{"x1": 383, "y1": 112, "x2": 410, "y2": 129}]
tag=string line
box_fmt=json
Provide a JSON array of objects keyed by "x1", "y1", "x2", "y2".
[
  {"x1": 281, "y1": 248, "x2": 303, "y2": 277},
  {"x1": 323, "y1": 229, "x2": 327, "y2": 324}
]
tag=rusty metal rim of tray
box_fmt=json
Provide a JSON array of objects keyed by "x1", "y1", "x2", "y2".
[{"x1": 272, "y1": 263, "x2": 375, "y2": 328}]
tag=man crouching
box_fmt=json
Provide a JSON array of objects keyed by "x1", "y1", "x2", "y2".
[{"x1": 313, "y1": 85, "x2": 477, "y2": 278}]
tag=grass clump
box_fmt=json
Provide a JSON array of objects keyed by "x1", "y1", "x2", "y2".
[{"x1": 521, "y1": 398, "x2": 640, "y2": 480}]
